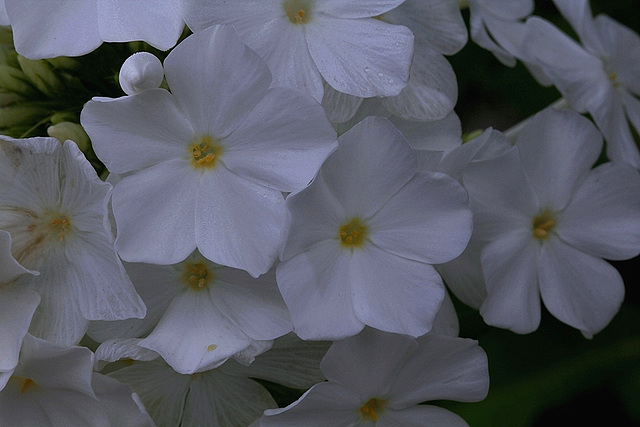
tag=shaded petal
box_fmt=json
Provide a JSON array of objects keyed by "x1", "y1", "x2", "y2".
[
  {"x1": 516, "y1": 109, "x2": 602, "y2": 210},
  {"x1": 394, "y1": 111, "x2": 462, "y2": 152},
  {"x1": 182, "y1": 370, "x2": 276, "y2": 427},
  {"x1": 558, "y1": 163, "x2": 640, "y2": 260},
  {"x1": 307, "y1": 18, "x2": 413, "y2": 97},
  {"x1": 539, "y1": 238, "x2": 625, "y2": 335},
  {"x1": 0, "y1": 229, "x2": 36, "y2": 283},
  {"x1": 222, "y1": 86, "x2": 337, "y2": 192},
  {"x1": 81, "y1": 90, "x2": 194, "y2": 174},
  {"x1": 97, "y1": 0, "x2": 183, "y2": 50},
  {"x1": 368, "y1": 172, "x2": 472, "y2": 264},
  {"x1": 350, "y1": 246, "x2": 445, "y2": 337},
  {"x1": 480, "y1": 230, "x2": 541, "y2": 334},
  {"x1": 380, "y1": 405, "x2": 468, "y2": 427},
  {"x1": 140, "y1": 290, "x2": 253, "y2": 374},
  {"x1": 260, "y1": 382, "x2": 362, "y2": 427},
  {"x1": 321, "y1": 328, "x2": 416, "y2": 398},
  {"x1": 382, "y1": 48, "x2": 457, "y2": 121},
  {"x1": 109, "y1": 360, "x2": 192, "y2": 427},
  {"x1": 591, "y1": 91, "x2": 640, "y2": 168},
  {"x1": 92, "y1": 373, "x2": 156, "y2": 427},
  {"x1": 323, "y1": 117, "x2": 416, "y2": 217},
  {"x1": 390, "y1": 334, "x2": 489, "y2": 407},
  {"x1": 478, "y1": 0, "x2": 533, "y2": 20},
  {"x1": 195, "y1": 167, "x2": 286, "y2": 277},
  {"x1": 276, "y1": 240, "x2": 363, "y2": 340},
  {"x1": 112, "y1": 159, "x2": 197, "y2": 264},
  {"x1": 163, "y1": 25, "x2": 271, "y2": 137},
  {"x1": 596, "y1": 15, "x2": 640, "y2": 95},
  {"x1": 95, "y1": 338, "x2": 159, "y2": 366},
  {"x1": 322, "y1": 84, "x2": 364, "y2": 123},
  {"x1": 317, "y1": 0, "x2": 405, "y2": 18},
  {"x1": 5, "y1": 0, "x2": 101, "y2": 59},
  {"x1": 431, "y1": 290, "x2": 461, "y2": 337}
]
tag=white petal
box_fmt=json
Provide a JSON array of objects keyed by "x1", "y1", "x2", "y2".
[
  {"x1": 368, "y1": 172, "x2": 472, "y2": 264},
  {"x1": 221, "y1": 86, "x2": 337, "y2": 192},
  {"x1": 112, "y1": 159, "x2": 198, "y2": 264},
  {"x1": 81, "y1": 90, "x2": 194, "y2": 174},
  {"x1": 539, "y1": 238, "x2": 625, "y2": 335},
  {"x1": 596, "y1": 15, "x2": 640, "y2": 95},
  {"x1": 0, "y1": 229, "x2": 36, "y2": 283},
  {"x1": 211, "y1": 266, "x2": 291, "y2": 340},
  {"x1": 463, "y1": 148, "x2": 538, "y2": 242},
  {"x1": 430, "y1": 290, "x2": 460, "y2": 337},
  {"x1": 95, "y1": 338, "x2": 159, "y2": 366},
  {"x1": 515, "y1": 109, "x2": 603, "y2": 210},
  {"x1": 382, "y1": 48, "x2": 457, "y2": 121},
  {"x1": 92, "y1": 373, "x2": 155, "y2": 427},
  {"x1": 436, "y1": 238, "x2": 488, "y2": 310},
  {"x1": 381, "y1": 0, "x2": 467, "y2": 55},
  {"x1": 259, "y1": 382, "x2": 362, "y2": 426},
  {"x1": 323, "y1": 117, "x2": 416, "y2": 217},
  {"x1": 394, "y1": 111, "x2": 463, "y2": 152},
  {"x1": 380, "y1": 406, "x2": 469, "y2": 427},
  {"x1": 97, "y1": 0, "x2": 183, "y2": 50},
  {"x1": 0, "y1": 287, "x2": 39, "y2": 384},
  {"x1": 195, "y1": 167, "x2": 286, "y2": 277},
  {"x1": 5, "y1": 0, "x2": 102, "y2": 59},
  {"x1": 0, "y1": 2, "x2": 9, "y2": 25},
  {"x1": 307, "y1": 17, "x2": 413, "y2": 97},
  {"x1": 478, "y1": 0, "x2": 533, "y2": 19},
  {"x1": 317, "y1": 0, "x2": 405, "y2": 18},
  {"x1": 591, "y1": 91, "x2": 640, "y2": 168},
  {"x1": 119, "y1": 52, "x2": 165, "y2": 95},
  {"x1": 558, "y1": 163, "x2": 640, "y2": 260},
  {"x1": 140, "y1": 289, "x2": 253, "y2": 374},
  {"x1": 163, "y1": 25, "x2": 272, "y2": 136},
  {"x1": 350, "y1": 246, "x2": 445, "y2": 337},
  {"x1": 390, "y1": 334, "x2": 489, "y2": 407},
  {"x1": 321, "y1": 328, "x2": 417, "y2": 398},
  {"x1": 480, "y1": 230, "x2": 541, "y2": 334},
  {"x1": 182, "y1": 370, "x2": 276, "y2": 427},
  {"x1": 322, "y1": 84, "x2": 364, "y2": 123},
  {"x1": 276, "y1": 240, "x2": 364, "y2": 340},
  {"x1": 108, "y1": 360, "x2": 192, "y2": 427}
]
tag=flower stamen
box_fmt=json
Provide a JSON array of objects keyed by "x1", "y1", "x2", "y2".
[
  {"x1": 359, "y1": 398, "x2": 386, "y2": 421},
  {"x1": 284, "y1": 0, "x2": 312, "y2": 24},
  {"x1": 183, "y1": 262, "x2": 213, "y2": 290},
  {"x1": 532, "y1": 209, "x2": 556, "y2": 240},
  {"x1": 338, "y1": 217, "x2": 368, "y2": 248},
  {"x1": 189, "y1": 135, "x2": 222, "y2": 169}
]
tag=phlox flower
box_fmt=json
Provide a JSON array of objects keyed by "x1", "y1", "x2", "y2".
[
  {"x1": 463, "y1": 108, "x2": 640, "y2": 335},
  {"x1": 99, "y1": 334, "x2": 329, "y2": 427},
  {"x1": 0, "y1": 334, "x2": 154, "y2": 426},
  {"x1": 0, "y1": 136, "x2": 145, "y2": 345},
  {"x1": 3, "y1": 0, "x2": 184, "y2": 59},
  {"x1": 181, "y1": 0, "x2": 414, "y2": 102},
  {"x1": 88, "y1": 250, "x2": 292, "y2": 374},
  {"x1": 0, "y1": 229, "x2": 39, "y2": 389},
  {"x1": 277, "y1": 116, "x2": 473, "y2": 340},
  {"x1": 81, "y1": 25, "x2": 337, "y2": 277},
  {"x1": 522, "y1": 0, "x2": 640, "y2": 168},
  {"x1": 255, "y1": 328, "x2": 489, "y2": 426}
]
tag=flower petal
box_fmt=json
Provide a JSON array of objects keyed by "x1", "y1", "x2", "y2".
[
  {"x1": 317, "y1": 0, "x2": 405, "y2": 18},
  {"x1": 307, "y1": 17, "x2": 413, "y2": 97},
  {"x1": 380, "y1": 405, "x2": 469, "y2": 427}
]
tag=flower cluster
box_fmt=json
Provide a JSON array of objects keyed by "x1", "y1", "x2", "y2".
[{"x1": 1, "y1": 0, "x2": 639, "y2": 425}]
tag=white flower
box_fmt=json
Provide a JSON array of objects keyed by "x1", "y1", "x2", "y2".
[
  {"x1": 0, "y1": 334, "x2": 154, "y2": 426},
  {"x1": 81, "y1": 25, "x2": 337, "y2": 277},
  {"x1": 522, "y1": 0, "x2": 640, "y2": 168},
  {"x1": 89, "y1": 250, "x2": 292, "y2": 374},
  {"x1": 118, "y1": 52, "x2": 165, "y2": 96},
  {"x1": 256, "y1": 328, "x2": 489, "y2": 426},
  {"x1": 0, "y1": 1, "x2": 8, "y2": 26},
  {"x1": 463, "y1": 108, "x2": 640, "y2": 335},
  {"x1": 100, "y1": 334, "x2": 329, "y2": 427},
  {"x1": 0, "y1": 136, "x2": 146, "y2": 345},
  {"x1": 182, "y1": 0, "x2": 415, "y2": 102},
  {"x1": 0, "y1": 230, "x2": 39, "y2": 389},
  {"x1": 277, "y1": 116, "x2": 472, "y2": 340},
  {"x1": 4, "y1": 0, "x2": 184, "y2": 59}
]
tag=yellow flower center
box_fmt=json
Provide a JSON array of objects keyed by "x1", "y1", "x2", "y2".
[
  {"x1": 359, "y1": 398, "x2": 386, "y2": 421},
  {"x1": 284, "y1": 0, "x2": 312, "y2": 24},
  {"x1": 48, "y1": 215, "x2": 72, "y2": 240},
  {"x1": 189, "y1": 135, "x2": 222, "y2": 169},
  {"x1": 338, "y1": 217, "x2": 368, "y2": 248},
  {"x1": 7, "y1": 376, "x2": 38, "y2": 394},
  {"x1": 182, "y1": 262, "x2": 213, "y2": 291},
  {"x1": 532, "y1": 209, "x2": 556, "y2": 240}
]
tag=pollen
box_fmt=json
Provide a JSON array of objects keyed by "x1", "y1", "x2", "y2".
[
  {"x1": 284, "y1": 0, "x2": 312, "y2": 24},
  {"x1": 189, "y1": 135, "x2": 222, "y2": 169},
  {"x1": 183, "y1": 262, "x2": 213, "y2": 291},
  {"x1": 338, "y1": 217, "x2": 368, "y2": 248},
  {"x1": 532, "y1": 209, "x2": 556, "y2": 240},
  {"x1": 608, "y1": 72, "x2": 620, "y2": 88},
  {"x1": 207, "y1": 344, "x2": 217, "y2": 352},
  {"x1": 359, "y1": 398, "x2": 386, "y2": 421},
  {"x1": 48, "y1": 215, "x2": 71, "y2": 240}
]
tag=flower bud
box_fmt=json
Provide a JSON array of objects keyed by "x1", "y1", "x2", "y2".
[
  {"x1": 47, "y1": 121, "x2": 91, "y2": 151},
  {"x1": 17, "y1": 55, "x2": 61, "y2": 97},
  {"x1": 0, "y1": 64, "x2": 37, "y2": 96},
  {"x1": 118, "y1": 52, "x2": 164, "y2": 95}
]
